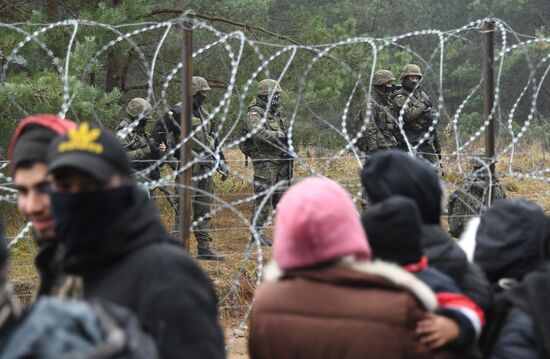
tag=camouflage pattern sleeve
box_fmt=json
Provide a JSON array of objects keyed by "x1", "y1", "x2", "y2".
[
  {"x1": 124, "y1": 137, "x2": 152, "y2": 161},
  {"x1": 116, "y1": 121, "x2": 152, "y2": 161},
  {"x1": 364, "y1": 120, "x2": 379, "y2": 153},
  {"x1": 354, "y1": 102, "x2": 378, "y2": 153},
  {"x1": 391, "y1": 94, "x2": 428, "y2": 124},
  {"x1": 246, "y1": 108, "x2": 281, "y2": 142}
]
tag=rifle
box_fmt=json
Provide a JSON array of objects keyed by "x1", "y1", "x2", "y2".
[
  {"x1": 279, "y1": 135, "x2": 294, "y2": 183},
  {"x1": 191, "y1": 149, "x2": 228, "y2": 180},
  {"x1": 156, "y1": 185, "x2": 180, "y2": 215}
]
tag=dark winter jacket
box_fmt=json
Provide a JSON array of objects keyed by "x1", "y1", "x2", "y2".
[
  {"x1": 361, "y1": 151, "x2": 492, "y2": 311},
  {"x1": 484, "y1": 266, "x2": 550, "y2": 359},
  {"x1": 250, "y1": 260, "x2": 460, "y2": 359},
  {"x1": 474, "y1": 199, "x2": 547, "y2": 286},
  {"x1": 422, "y1": 224, "x2": 492, "y2": 311},
  {"x1": 63, "y1": 187, "x2": 225, "y2": 359},
  {"x1": 472, "y1": 200, "x2": 550, "y2": 359},
  {"x1": 412, "y1": 263, "x2": 483, "y2": 355}
]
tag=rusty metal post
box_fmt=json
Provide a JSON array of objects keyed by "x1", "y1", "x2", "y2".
[
  {"x1": 180, "y1": 11, "x2": 195, "y2": 252},
  {"x1": 483, "y1": 20, "x2": 496, "y2": 206}
]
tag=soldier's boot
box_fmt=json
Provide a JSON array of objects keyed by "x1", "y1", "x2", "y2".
[
  {"x1": 250, "y1": 234, "x2": 272, "y2": 247},
  {"x1": 196, "y1": 240, "x2": 226, "y2": 261}
]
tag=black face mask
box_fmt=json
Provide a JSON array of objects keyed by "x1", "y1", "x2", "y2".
[
  {"x1": 259, "y1": 95, "x2": 281, "y2": 110},
  {"x1": 193, "y1": 93, "x2": 206, "y2": 107},
  {"x1": 50, "y1": 186, "x2": 133, "y2": 255},
  {"x1": 270, "y1": 95, "x2": 281, "y2": 109},
  {"x1": 402, "y1": 78, "x2": 420, "y2": 92},
  {"x1": 137, "y1": 117, "x2": 147, "y2": 129}
]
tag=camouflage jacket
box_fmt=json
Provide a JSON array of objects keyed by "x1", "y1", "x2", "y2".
[
  {"x1": 117, "y1": 121, "x2": 160, "y2": 181},
  {"x1": 390, "y1": 87, "x2": 436, "y2": 144},
  {"x1": 191, "y1": 106, "x2": 216, "y2": 155},
  {"x1": 447, "y1": 178, "x2": 507, "y2": 238},
  {"x1": 117, "y1": 121, "x2": 156, "y2": 166},
  {"x1": 356, "y1": 90, "x2": 399, "y2": 153},
  {"x1": 245, "y1": 97, "x2": 288, "y2": 162}
]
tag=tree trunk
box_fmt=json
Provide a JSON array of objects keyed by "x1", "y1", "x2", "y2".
[
  {"x1": 46, "y1": 0, "x2": 59, "y2": 21},
  {"x1": 105, "y1": 50, "x2": 122, "y2": 92}
]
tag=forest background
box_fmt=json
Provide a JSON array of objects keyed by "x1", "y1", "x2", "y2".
[{"x1": 0, "y1": 0, "x2": 549, "y2": 153}]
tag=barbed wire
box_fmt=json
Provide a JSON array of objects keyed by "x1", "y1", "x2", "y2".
[{"x1": 0, "y1": 16, "x2": 548, "y2": 331}]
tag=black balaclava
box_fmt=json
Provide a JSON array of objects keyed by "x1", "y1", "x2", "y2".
[
  {"x1": 50, "y1": 186, "x2": 134, "y2": 256},
  {"x1": 361, "y1": 150, "x2": 442, "y2": 225},
  {"x1": 402, "y1": 76, "x2": 421, "y2": 92},
  {"x1": 193, "y1": 93, "x2": 206, "y2": 109},
  {"x1": 361, "y1": 196, "x2": 423, "y2": 266},
  {"x1": 258, "y1": 94, "x2": 281, "y2": 111}
]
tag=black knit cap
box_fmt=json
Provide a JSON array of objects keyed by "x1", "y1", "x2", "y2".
[
  {"x1": 47, "y1": 122, "x2": 132, "y2": 182},
  {"x1": 361, "y1": 196, "x2": 423, "y2": 266},
  {"x1": 12, "y1": 126, "x2": 58, "y2": 170},
  {"x1": 361, "y1": 150, "x2": 442, "y2": 225}
]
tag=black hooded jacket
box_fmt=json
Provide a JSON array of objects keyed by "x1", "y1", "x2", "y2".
[
  {"x1": 63, "y1": 187, "x2": 225, "y2": 359},
  {"x1": 474, "y1": 200, "x2": 549, "y2": 358},
  {"x1": 362, "y1": 150, "x2": 492, "y2": 311},
  {"x1": 474, "y1": 199, "x2": 547, "y2": 286},
  {"x1": 483, "y1": 265, "x2": 550, "y2": 358}
]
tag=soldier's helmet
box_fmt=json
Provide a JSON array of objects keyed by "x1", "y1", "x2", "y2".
[
  {"x1": 372, "y1": 70, "x2": 396, "y2": 86},
  {"x1": 126, "y1": 98, "x2": 152, "y2": 119},
  {"x1": 257, "y1": 79, "x2": 283, "y2": 96},
  {"x1": 400, "y1": 64, "x2": 423, "y2": 80},
  {"x1": 192, "y1": 76, "x2": 211, "y2": 95}
]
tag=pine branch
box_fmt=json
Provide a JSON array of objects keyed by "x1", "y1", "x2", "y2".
[{"x1": 147, "y1": 8, "x2": 300, "y2": 46}]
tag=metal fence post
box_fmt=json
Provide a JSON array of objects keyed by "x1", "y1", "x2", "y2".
[
  {"x1": 483, "y1": 20, "x2": 496, "y2": 206},
  {"x1": 180, "y1": 10, "x2": 195, "y2": 252}
]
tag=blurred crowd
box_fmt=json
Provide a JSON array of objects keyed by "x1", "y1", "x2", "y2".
[{"x1": 1, "y1": 114, "x2": 548, "y2": 358}]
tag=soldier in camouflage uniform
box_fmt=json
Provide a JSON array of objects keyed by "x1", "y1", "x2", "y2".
[
  {"x1": 447, "y1": 161, "x2": 507, "y2": 238},
  {"x1": 390, "y1": 64, "x2": 440, "y2": 163},
  {"x1": 246, "y1": 79, "x2": 292, "y2": 246},
  {"x1": 355, "y1": 69, "x2": 401, "y2": 155},
  {"x1": 117, "y1": 98, "x2": 165, "y2": 186},
  {"x1": 169, "y1": 77, "x2": 226, "y2": 261}
]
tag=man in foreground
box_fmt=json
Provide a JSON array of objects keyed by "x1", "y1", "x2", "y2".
[
  {"x1": 8, "y1": 114, "x2": 80, "y2": 297},
  {"x1": 46, "y1": 122, "x2": 225, "y2": 359}
]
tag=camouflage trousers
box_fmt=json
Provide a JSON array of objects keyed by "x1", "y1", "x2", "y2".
[
  {"x1": 416, "y1": 142, "x2": 440, "y2": 164},
  {"x1": 251, "y1": 160, "x2": 290, "y2": 235},
  {"x1": 399, "y1": 141, "x2": 439, "y2": 164},
  {"x1": 173, "y1": 165, "x2": 215, "y2": 250},
  {"x1": 192, "y1": 172, "x2": 215, "y2": 251}
]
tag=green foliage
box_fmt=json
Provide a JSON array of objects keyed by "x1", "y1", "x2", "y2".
[
  {"x1": 0, "y1": 70, "x2": 123, "y2": 149},
  {"x1": 0, "y1": 0, "x2": 547, "y2": 150}
]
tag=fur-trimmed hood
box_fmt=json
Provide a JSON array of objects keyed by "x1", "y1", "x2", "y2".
[{"x1": 263, "y1": 257, "x2": 437, "y2": 311}]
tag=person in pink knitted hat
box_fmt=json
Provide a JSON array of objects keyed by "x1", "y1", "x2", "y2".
[{"x1": 248, "y1": 177, "x2": 459, "y2": 359}]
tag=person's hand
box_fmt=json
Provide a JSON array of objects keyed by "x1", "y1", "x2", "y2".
[
  {"x1": 423, "y1": 99, "x2": 433, "y2": 109},
  {"x1": 157, "y1": 142, "x2": 166, "y2": 155},
  {"x1": 416, "y1": 313, "x2": 459, "y2": 349}
]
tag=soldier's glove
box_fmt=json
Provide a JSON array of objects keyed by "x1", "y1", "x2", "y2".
[
  {"x1": 423, "y1": 99, "x2": 432, "y2": 109},
  {"x1": 276, "y1": 129, "x2": 285, "y2": 139}
]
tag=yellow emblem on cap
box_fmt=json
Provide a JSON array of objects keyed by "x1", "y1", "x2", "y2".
[{"x1": 58, "y1": 122, "x2": 104, "y2": 154}]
